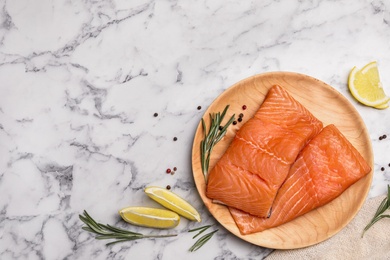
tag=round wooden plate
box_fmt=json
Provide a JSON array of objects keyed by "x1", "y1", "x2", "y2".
[{"x1": 191, "y1": 72, "x2": 373, "y2": 249}]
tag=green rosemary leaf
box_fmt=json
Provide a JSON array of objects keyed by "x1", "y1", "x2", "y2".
[
  {"x1": 188, "y1": 225, "x2": 213, "y2": 239},
  {"x1": 82, "y1": 226, "x2": 94, "y2": 233},
  {"x1": 192, "y1": 228, "x2": 208, "y2": 239},
  {"x1": 105, "y1": 224, "x2": 142, "y2": 236},
  {"x1": 200, "y1": 105, "x2": 235, "y2": 181},
  {"x1": 80, "y1": 211, "x2": 109, "y2": 235},
  {"x1": 362, "y1": 185, "x2": 390, "y2": 237},
  {"x1": 362, "y1": 214, "x2": 390, "y2": 236},
  {"x1": 220, "y1": 105, "x2": 229, "y2": 120},
  {"x1": 373, "y1": 197, "x2": 388, "y2": 217},
  {"x1": 221, "y1": 115, "x2": 235, "y2": 132},
  {"x1": 79, "y1": 214, "x2": 91, "y2": 227},
  {"x1": 83, "y1": 210, "x2": 98, "y2": 225},
  {"x1": 188, "y1": 224, "x2": 212, "y2": 233},
  {"x1": 189, "y1": 229, "x2": 218, "y2": 252},
  {"x1": 188, "y1": 225, "x2": 218, "y2": 252},
  {"x1": 215, "y1": 129, "x2": 228, "y2": 143},
  {"x1": 201, "y1": 118, "x2": 207, "y2": 139},
  {"x1": 82, "y1": 218, "x2": 108, "y2": 235},
  {"x1": 387, "y1": 185, "x2": 390, "y2": 202}
]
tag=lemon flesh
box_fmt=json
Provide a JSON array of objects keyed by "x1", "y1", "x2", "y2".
[
  {"x1": 348, "y1": 61, "x2": 390, "y2": 108},
  {"x1": 119, "y1": 206, "x2": 180, "y2": 229},
  {"x1": 145, "y1": 186, "x2": 201, "y2": 222}
]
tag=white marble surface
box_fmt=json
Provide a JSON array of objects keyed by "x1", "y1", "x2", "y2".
[{"x1": 1, "y1": 0, "x2": 390, "y2": 259}]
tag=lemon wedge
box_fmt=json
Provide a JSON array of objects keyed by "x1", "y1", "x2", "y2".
[
  {"x1": 375, "y1": 102, "x2": 389, "y2": 109},
  {"x1": 145, "y1": 186, "x2": 201, "y2": 222},
  {"x1": 119, "y1": 206, "x2": 180, "y2": 229},
  {"x1": 348, "y1": 61, "x2": 390, "y2": 108}
]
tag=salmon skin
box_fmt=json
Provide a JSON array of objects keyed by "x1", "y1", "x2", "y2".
[
  {"x1": 206, "y1": 85, "x2": 323, "y2": 218},
  {"x1": 230, "y1": 124, "x2": 372, "y2": 235}
]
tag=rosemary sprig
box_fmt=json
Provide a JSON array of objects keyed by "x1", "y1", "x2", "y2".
[
  {"x1": 200, "y1": 105, "x2": 235, "y2": 181},
  {"x1": 188, "y1": 224, "x2": 213, "y2": 239},
  {"x1": 79, "y1": 210, "x2": 177, "y2": 246},
  {"x1": 188, "y1": 225, "x2": 219, "y2": 252},
  {"x1": 362, "y1": 185, "x2": 390, "y2": 237}
]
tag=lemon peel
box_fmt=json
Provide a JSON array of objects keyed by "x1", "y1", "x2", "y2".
[
  {"x1": 119, "y1": 206, "x2": 180, "y2": 229},
  {"x1": 348, "y1": 61, "x2": 389, "y2": 108},
  {"x1": 145, "y1": 186, "x2": 201, "y2": 222}
]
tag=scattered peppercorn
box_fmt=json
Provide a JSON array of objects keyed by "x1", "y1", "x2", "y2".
[
  {"x1": 166, "y1": 168, "x2": 171, "y2": 174},
  {"x1": 166, "y1": 185, "x2": 171, "y2": 190},
  {"x1": 197, "y1": 106, "x2": 202, "y2": 110},
  {"x1": 379, "y1": 136, "x2": 383, "y2": 140},
  {"x1": 388, "y1": 163, "x2": 390, "y2": 167},
  {"x1": 173, "y1": 167, "x2": 177, "y2": 171},
  {"x1": 233, "y1": 121, "x2": 237, "y2": 125},
  {"x1": 383, "y1": 135, "x2": 387, "y2": 139},
  {"x1": 239, "y1": 113, "x2": 244, "y2": 118},
  {"x1": 153, "y1": 113, "x2": 158, "y2": 117},
  {"x1": 173, "y1": 137, "x2": 178, "y2": 141},
  {"x1": 219, "y1": 125, "x2": 223, "y2": 130},
  {"x1": 238, "y1": 117, "x2": 243, "y2": 123},
  {"x1": 242, "y1": 105, "x2": 247, "y2": 110},
  {"x1": 381, "y1": 167, "x2": 385, "y2": 171}
]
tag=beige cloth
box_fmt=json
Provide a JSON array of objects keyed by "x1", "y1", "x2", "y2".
[{"x1": 265, "y1": 195, "x2": 390, "y2": 260}]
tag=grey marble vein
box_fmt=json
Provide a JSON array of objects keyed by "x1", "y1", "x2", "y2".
[{"x1": 0, "y1": 0, "x2": 390, "y2": 259}]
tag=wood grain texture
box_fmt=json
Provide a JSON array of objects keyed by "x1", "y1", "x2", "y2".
[{"x1": 191, "y1": 72, "x2": 373, "y2": 249}]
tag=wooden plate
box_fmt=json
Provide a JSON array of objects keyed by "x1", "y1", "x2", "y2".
[{"x1": 191, "y1": 72, "x2": 373, "y2": 249}]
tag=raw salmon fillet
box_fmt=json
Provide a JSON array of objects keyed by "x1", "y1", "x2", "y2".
[
  {"x1": 230, "y1": 124, "x2": 372, "y2": 235},
  {"x1": 206, "y1": 85, "x2": 323, "y2": 217}
]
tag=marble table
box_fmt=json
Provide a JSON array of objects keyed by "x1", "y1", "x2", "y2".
[{"x1": 1, "y1": 0, "x2": 390, "y2": 259}]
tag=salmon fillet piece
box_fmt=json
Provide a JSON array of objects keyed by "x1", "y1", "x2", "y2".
[
  {"x1": 230, "y1": 124, "x2": 372, "y2": 235},
  {"x1": 206, "y1": 85, "x2": 323, "y2": 218}
]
